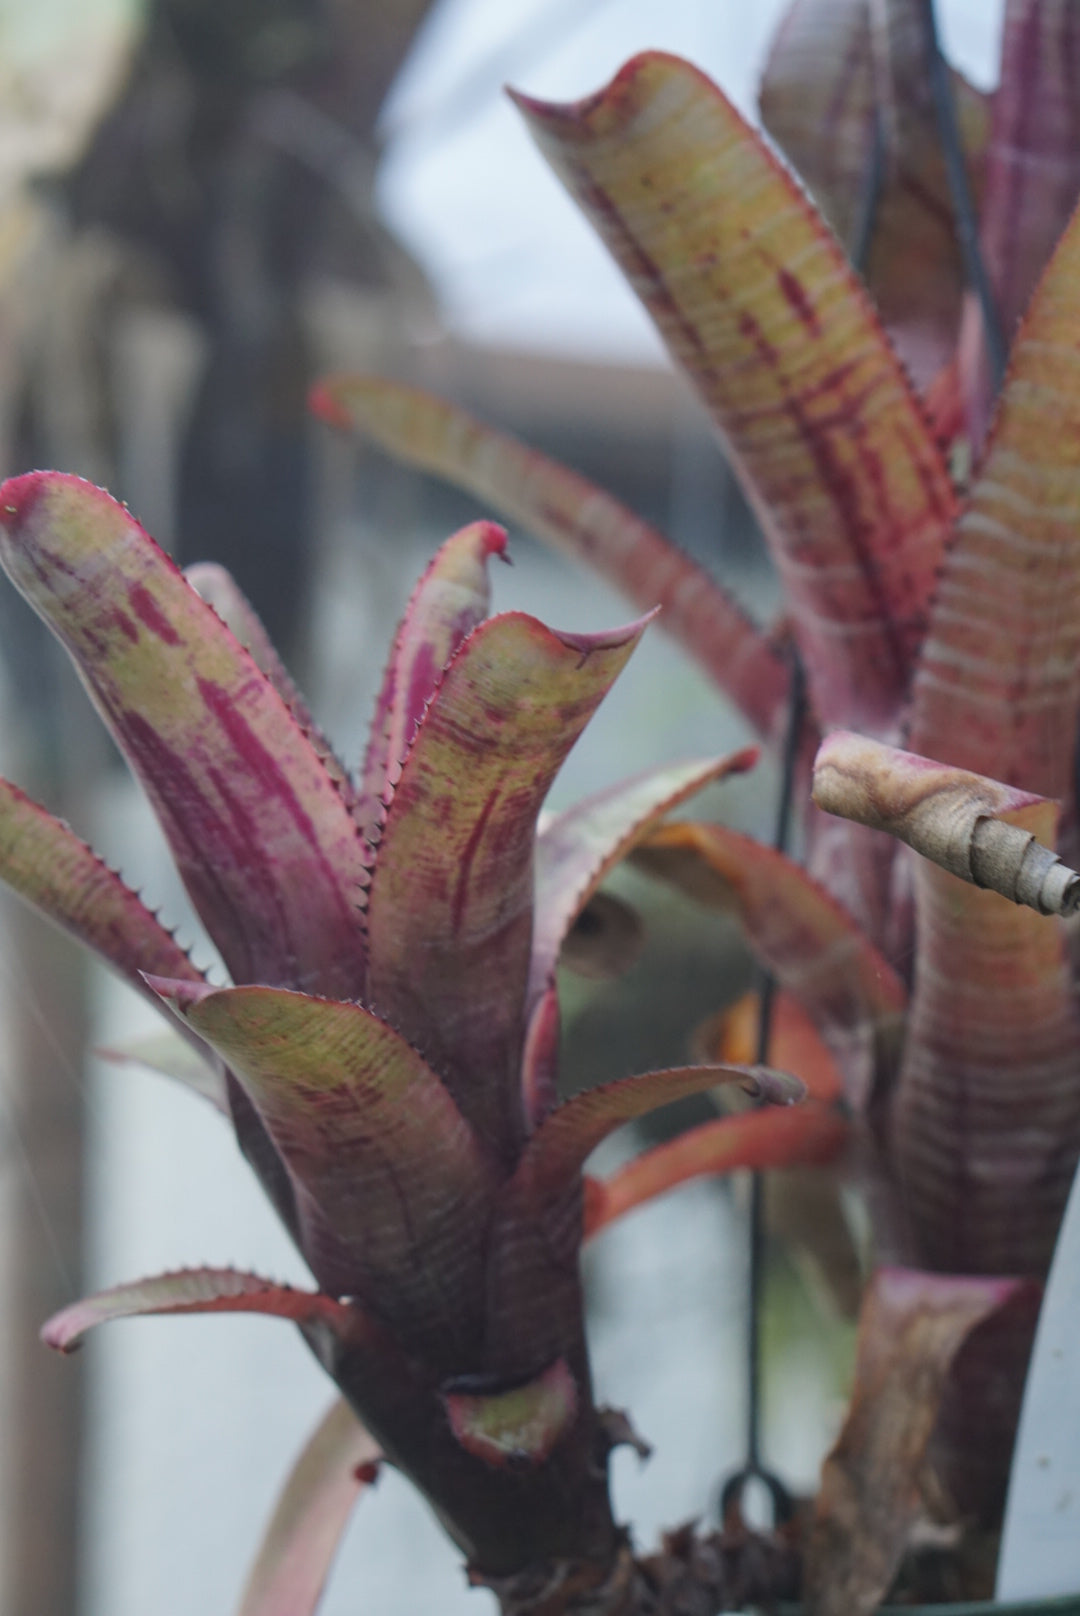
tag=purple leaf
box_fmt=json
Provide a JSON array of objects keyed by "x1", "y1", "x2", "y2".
[
  {"x1": 0, "y1": 473, "x2": 369, "y2": 999},
  {"x1": 365, "y1": 609, "x2": 650, "y2": 1163},
  {"x1": 506, "y1": 1062, "x2": 803, "y2": 1218},
  {"x1": 164, "y1": 983, "x2": 496, "y2": 1357}
]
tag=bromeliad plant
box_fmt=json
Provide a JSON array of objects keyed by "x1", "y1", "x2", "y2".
[
  {"x1": 0, "y1": 472, "x2": 823, "y2": 1614},
  {"x1": 312, "y1": 1, "x2": 1080, "y2": 1606}
]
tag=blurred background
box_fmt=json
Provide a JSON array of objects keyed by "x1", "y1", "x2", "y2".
[{"x1": 0, "y1": 2, "x2": 1000, "y2": 1612}]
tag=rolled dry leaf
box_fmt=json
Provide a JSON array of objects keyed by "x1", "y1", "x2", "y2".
[{"x1": 812, "y1": 731, "x2": 1080, "y2": 916}]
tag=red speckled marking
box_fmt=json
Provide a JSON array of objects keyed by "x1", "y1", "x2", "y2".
[
  {"x1": 451, "y1": 787, "x2": 499, "y2": 936},
  {"x1": 778, "y1": 266, "x2": 822, "y2": 336}
]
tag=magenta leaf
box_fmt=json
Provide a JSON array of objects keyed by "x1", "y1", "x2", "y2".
[
  {"x1": 357, "y1": 519, "x2": 509, "y2": 840},
  {"x1": 166, "y1": 983, "x2": 496, "y2": 1356},
  {"x1": 42, "y1": 1267, "x2": 358, "y2": 1353},
  {"x1": 185, "y1": 560, "x2": 356, "y2": 810},
  {"x1": 365, "y1": 609, "x2": 650, "y2": 1163},
  {"x1": 0, "y1": 473, "x2": 369, "y2": 1000}
]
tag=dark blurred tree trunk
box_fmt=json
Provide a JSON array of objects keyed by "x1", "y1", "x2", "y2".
[
  {"x1": 67, "y1": 0, "x2": 436, "y2": 659},
  {"x1": 0, "y1": 7, "x2": 435, "y2": 1614}
]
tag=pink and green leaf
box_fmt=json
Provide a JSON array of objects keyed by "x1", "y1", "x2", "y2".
[
  {"x1": 356, "y1": 519, "x2": 508, "y2": 840},
  {"x1": 0, "y1": 772, "x2": 209, "y2": 1027},
  {"x1": 365, "y1": 609, "x2": 649, "y2": 1163},
  {"x1": 237, "y1": 1398, "x2": 381, "y2": 1616},
  {"x1": 633, "y1": 821, "x2": 907, "y2": 1106},
  {"x1": 42, "y1": 1267, "x2": 359, "y2": 1353},
  {"x1": 512, "y1": 52, "x2": 957, "y2": 735},
  {"x1": 0, "y1": 473, "x2": 369, "y2": 1000},
  {"x1": 157, "y1": 982, "x2": 496, "y2": 1351},
  {"x1": 583, "y1": 1101, "x2": 848, "y2": 1241},
  {"x1": 909, "y1": 195, "x2": 1080, "y2": 805},
  {"x1": 184, "y1": 560, "x2": 356, "y2": 811},
  {"x1": 529, "y1": 747, "x2": 758, "y2": 1005},
  {"x1": 312, "y1": 376, "x2": 790, "y2": 742}
]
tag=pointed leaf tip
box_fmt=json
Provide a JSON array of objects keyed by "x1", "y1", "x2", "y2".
[{"x1": 143, "y1": 973, "x2": 217, "y2": 1013}]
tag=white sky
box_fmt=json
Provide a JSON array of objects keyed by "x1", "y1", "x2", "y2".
[{"x1": 377, "y1": 0, "x2": 1004, "y2": 360}]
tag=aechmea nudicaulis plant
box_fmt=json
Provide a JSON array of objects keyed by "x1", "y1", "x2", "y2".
[
  {"x1": 312, "y1": 4, "x2": 1080, "y2": 1605},
  {"x1": 0, "y1": 472, "x2": 817, "y2": 1615}
]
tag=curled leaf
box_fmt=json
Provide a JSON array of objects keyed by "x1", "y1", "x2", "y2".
[
  {"x1": 356, "y1": 519, "x2": 508, "y2": 839},
  {"x1": 366, "y1": 609, "x2": 650, "y2": 1163},
  {"x1": 42, "y1": 1267, "x2": 359, "y2": 1353},
  {"x1": 813, "y1": 732, "x2": 1080, "y2": 914},
  {"x1": 583, "y1": 1103, "x2": 847, "y2": 1241},
  {"x1": 164, "y1": 984, "x2": 495, "y2": 1353},
  {"x1": 514, "y1": 51, "x2": 956, "y2": 734},
  {"x1": 634, "y1": 821, "x2": 906, "y2": 1105},
  {"x1": 805, "y1": 1267, "x2": 1030, "y2": 1616},
  {"x1": 442, "y1": 1358, "x2": 578, "y2": 1468}
]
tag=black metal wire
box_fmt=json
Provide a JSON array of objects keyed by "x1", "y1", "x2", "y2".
[
  {"x1": 921, "y1": 0, "x2": 1008, "y2": 391},
  {"x1": 850, "y1": 104, "x2": 887, "y2": 278},
  {"x1": 720, "y1": 650, "x2": 805, "y2": 1527}
]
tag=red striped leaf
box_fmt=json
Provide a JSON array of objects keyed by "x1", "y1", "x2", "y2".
[
  {"x1": 160, "y1": 983, "x2": 495, "y2": 1356},
  {"x1": 909, "y1": 197, "x2": 1080, "y2": 803},
  {"x1": 513, "y1": 52, "x2": 957, "y2": 735},
  {"x1": 357, "y1": 519, "x2": 508, "y2": 841},
  {"x1": 365, "y1": 610, "x2": 649, "y2": 1163},
  {"x1": 0, "y1": 473, "x2": 369, "y2": 1000}
]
